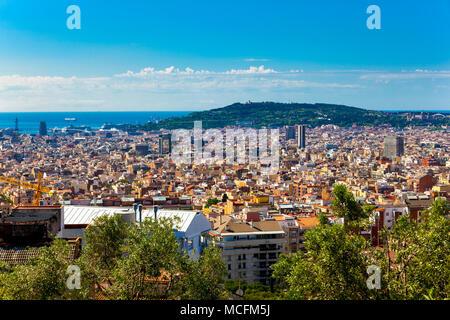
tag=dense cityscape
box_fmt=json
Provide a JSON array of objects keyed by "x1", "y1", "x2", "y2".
[
  {"x1": 0, "y1": 111, "x2": 448, "y2": 299},
  {"x1": 0, "y1": 1, "x2": 448, "y2": 308}
]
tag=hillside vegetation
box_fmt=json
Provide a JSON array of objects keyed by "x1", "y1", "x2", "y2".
[{"x1": 137, "y1": 102, "x2": 449, "y2": 130}]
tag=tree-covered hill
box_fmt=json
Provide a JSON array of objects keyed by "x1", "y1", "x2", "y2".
[{"x1": 137, "y1": 102, "x2": 449, "y2": 130}]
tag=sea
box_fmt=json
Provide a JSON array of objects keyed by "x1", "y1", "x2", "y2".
[
  {"x1": 0, "y1": 111, "x2": 192, "y2": 134},
  {"x1": 0, "y1": 109, "x2": 448, "y2": 135}
]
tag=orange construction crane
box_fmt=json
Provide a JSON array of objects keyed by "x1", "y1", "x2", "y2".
[{"x1": 0, "y1": 171, "x2": 53, "y2": 206}]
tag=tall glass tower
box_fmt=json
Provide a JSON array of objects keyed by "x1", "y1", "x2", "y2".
[{"x1": 297, "y1": 125, "x2": 306, "y2": 149}]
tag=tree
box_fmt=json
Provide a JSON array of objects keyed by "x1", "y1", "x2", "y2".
[
  {"x1": 318, "y1": 212, "x2": 330, "y2": 225},
  {"x1": 428, "y1": 197, "x2": 449, "y2": 217},
  {"x1": 272, "y1": 223, "x2": 372, "y2": 300},
  {"x1": 109, "y1": 216, "x2": 183, "y2": 300},
  {"x1": 221, "y1": 193, "x2": 229, "y2": 203},
  {"x1": 205, "y1": 197, "x2": 220, "y2": 208},
  {"x1": 76, "y1": 214, "x2": 132, "y2": 298},
  {"x1": 180, "y1": 245, "x2": 227, "y2": 300},
  {"x1": 0, "y1": 215, "x2": 229, "y2": 300},
  {"x1": 331, "y1": 184, "x2": 368, "y2": 223},
  {"x1": 0, "y1": 239, "x2": 79, "y2": 300},
  {"x1": 82, "y1": 214, "x2": 131, "y2": 272},
  {"x1": 223, "y1": 280, "x2": 280, "y2": 300},
  {"x1": 372, "y1": 203, "x2": 450, "y2": 300},
  {"x1": 243, "y1": 282, "x2": 280, "y2": 300}
]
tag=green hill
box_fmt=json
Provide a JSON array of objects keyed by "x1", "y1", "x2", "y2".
[{"x1": 137, "y1": 102, "x2": 448, "y2": 130}]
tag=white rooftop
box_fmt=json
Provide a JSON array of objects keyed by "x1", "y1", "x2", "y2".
[
  {"x1": 63, "y1": 206, "x2": 210, "y2": 234},
  {"x1": 63, "y1": 206, "x2": 133, "y2": 225}
]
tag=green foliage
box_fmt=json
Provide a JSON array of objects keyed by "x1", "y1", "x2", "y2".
[
  {"x1": 272, "y1": 197, "x2": 450, "y2": 300},
  {"x1": 223, "y1": 280, "x2": 281, "y2": 300},
  {"x1": 373, "y1": 209, "x2": 450, "y2": 300},
  {"x1": 135, "y1": 102, "x2": 450, "y2": 130},
  {"x1": 205, "y1": 197, "x2": 220, "y2": 208},
  {"x1": 0, "y1": 193, "x2": 13, "y2": 204},
  {"x1": 179, "y1": 245, "x2": 228, "y2": 300},
  {"x1": 109, "y1": 216, "x2": 183, "y2": 299},
  {"x1": 428, "y1": 197, "x2": 449, "y2": 216},
  {"x1": 244, "y1": 283, "x2": 281, "y2": 300},
  {"x1": 221, "y1": 193, "x2": 229, "y2": 203},
  {"x1": 318, "y1": 212, "x2": 330, "y2": 225},
  {"x1": 83, "y1": 214, "x2": 131, "y2": 271},
  {"x1": 272, "y1": 223, "x2": 372, "y2": 300},
  {"x1": 331, "y1": 184, "x2": 369, "y2": 225},
  {"x1": 0, "y1": 215, "x2": 227, "y2": 300},
  {"x1": 0, "y1": 240, "x2": 79, "y2": 300}
]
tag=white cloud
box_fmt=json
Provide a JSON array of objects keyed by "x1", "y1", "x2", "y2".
[
  {"x1": 116, "y1": 65, "x2": 280, "y2": 77},
  {"x1": 225, "y1": 65, "x2": 276, "y2": 74},
  {"x1": 360, "y1": 70, "x2": 450, "y2": 80},
  {"x1": 1, "y1": 65, "x2": 421, "y2": 111}
]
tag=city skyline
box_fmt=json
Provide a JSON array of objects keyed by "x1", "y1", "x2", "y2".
[{"x1": 0, "y1": 1, "x2": 449, "y2": 111}]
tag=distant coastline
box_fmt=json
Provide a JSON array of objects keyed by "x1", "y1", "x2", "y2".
[
  {"x1": 0, "y1": 111, "x2": 192, "y2": 134},
  {"x1": 0, "y1": 107, "x2": 448, "y2": 134}
]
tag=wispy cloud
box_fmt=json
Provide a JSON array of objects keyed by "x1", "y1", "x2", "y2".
[
  {"x1": 0, "y1": 66, "x2": 447, "y2": 111},
  {"x1": 360, "y1": 69, "x2": 450, "y2": 80},
  {"x1": 116, "y1": 65, "x2": 279, "y2": 77}
]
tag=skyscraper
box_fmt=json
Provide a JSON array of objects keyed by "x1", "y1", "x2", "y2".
[
  {"x1": 383, "y1": 135, "x2": 404, "y2": 160},
  {"x1": 11, "y1": 117, "x2": 19, "y2": 143},
  {"x1": 159, "y1": 134, "x2": 172, "y2": 155},
  {"x1": 39, "y1": 121, "x2": 47, "y2": 136},
  {"x1": 297, "y1": 125, "x2": 306, "y2": 149},
  {"x1": 286, "y1": 126, "x2": 296, "y2": 140}
]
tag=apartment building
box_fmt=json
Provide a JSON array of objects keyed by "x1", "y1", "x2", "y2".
[
  {"x1": 211, "y1": 218, "x2": 285, "y2": 285},
  {"x1": 268, "y1": 214, "x2": 302, "y2": 254}
]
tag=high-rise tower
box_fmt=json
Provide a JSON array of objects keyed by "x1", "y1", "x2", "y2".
[
  {"x1": 383, "y1": 135, "x2": 404, "y2": 160},
  {"x1": 159, "y1": 134, "x2": 172, "y2": 155},
  {"x1": 39, "y1": 121, "x2": 47, "y2": 136},
  {"x1": 297, "y1": 125, "x2": 306, "y2": 149},
  {"x1": 286, "y1": 126, "x2": 296, "y2": 140}
]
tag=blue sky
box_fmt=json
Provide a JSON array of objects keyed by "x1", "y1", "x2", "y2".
[{"x1": 0, "y1": 0, "x2": 449, "y2": 111}]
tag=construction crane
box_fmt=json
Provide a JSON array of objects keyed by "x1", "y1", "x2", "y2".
[{"x1": 0, "y1": 171, "x2": 53, "y2": 206}]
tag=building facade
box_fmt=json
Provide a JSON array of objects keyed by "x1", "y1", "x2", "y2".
[
  {"x1": 211, "y1": 220, "x2": 285, "y2": 285},
  {"x1": 297, "y1": 124, "x2": 306, "y2": 149},
  {"x1": 383, "y1": 135, "x2": 404, "y2": 160}
]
